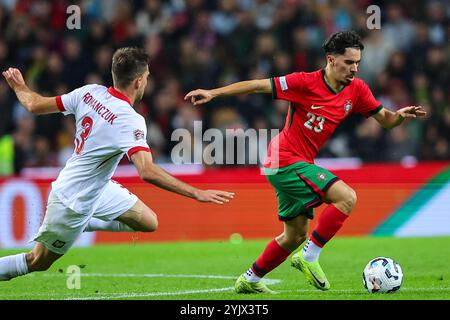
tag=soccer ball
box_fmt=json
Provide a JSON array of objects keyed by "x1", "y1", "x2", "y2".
[{"x1": 362, "y1": 257, "x2": 403, "y2": 293}]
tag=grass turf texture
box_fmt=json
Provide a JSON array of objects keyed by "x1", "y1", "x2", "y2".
[{"x1": 0, "y1": 236, "x2": 449, "y2": 300}]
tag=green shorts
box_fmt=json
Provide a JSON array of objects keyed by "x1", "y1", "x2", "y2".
[{"x1": 264, "y1": 162, "x2": 340, "y2": 221}]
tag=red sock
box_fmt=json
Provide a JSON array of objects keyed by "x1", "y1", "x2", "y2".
[
  {"x1": 251, "y1": 239, "x2": 291, "y2": 277},
  {"x1": 311, "y1": 204, "x2": 348, "y2": 248}
]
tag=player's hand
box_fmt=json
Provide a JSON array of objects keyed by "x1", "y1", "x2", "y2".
[
  {"x1": 2, "y1": 67, "x2": 26, "y2": 90},
  {"x1": 396, "y1": 106, "x2": 427, "y2": 119},
  {"x1": 194, "y1": 189, "x2": 235, "y2": 204},
  {"x1": 184, "y1": 89, "x2": 214, "y2": 106}
]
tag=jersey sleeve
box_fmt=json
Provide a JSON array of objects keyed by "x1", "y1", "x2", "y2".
[
  {"x1": 55, "y1": 84, "x2": 97, "y2": 116},
  {"x1": 118, "y1": 116, "x2": 151, "y2": 160},
  {"x1": 355, "y1": 80, "x2": 383, "y2": 118},
  {"x1": 270, "y1": 72, "x2": 306, "y2": 102}
]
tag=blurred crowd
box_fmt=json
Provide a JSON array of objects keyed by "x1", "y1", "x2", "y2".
[{"x1": 0, "y1": 0, "x2": 448, "y2": 175}]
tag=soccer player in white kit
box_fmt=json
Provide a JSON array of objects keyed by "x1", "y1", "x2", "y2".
[{"x1": 0, "y1": 47, "x2": 234, "y2": 281}]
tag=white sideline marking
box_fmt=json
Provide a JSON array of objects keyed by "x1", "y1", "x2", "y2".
[
  {"x1": 31, "y1": 273, "x2": 280, "y2": 300},
  {"x1": 44, "y1": 273, "x2": 233, "y2": 279},
  {"x1": 279, "y1": 287, "x2": 450, "y2": 293},
  {"x1": 41, "y1": 272, "x2": 280, "y2": 285},
  {"x1": 80, "y1": 286, "x2": 450, "y2": 300},
  {"x1": 73, "y1": 287, "x2": 236, "y2": 300},
  {"x1": 3, "y1": 286, "x2": 450, "y2": 300},
  {"x1": 5, "y1": 273, "x2": 448, "y2": 299}
]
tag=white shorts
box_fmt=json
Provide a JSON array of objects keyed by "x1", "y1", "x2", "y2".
[{"x1": 33, "y1": 180, "x2": 138, "y2": 254}]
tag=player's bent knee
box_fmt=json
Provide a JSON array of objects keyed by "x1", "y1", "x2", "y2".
[
  {"x1": 142, "y1": 219, "x2": 158, "y2": 232},
  {"x1": 341, "y1": 188, "x2": 357, "y2": 214},
  {"x1": 141, "y1": 209, "x2": 158, "y2": 232},
  {"x1": 347, "y1": 188, "x2": 357, "y2": 210}
]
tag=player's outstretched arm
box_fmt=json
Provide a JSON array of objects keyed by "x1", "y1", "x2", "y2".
[
  {"x1": 2, "y1": 67, "x2": 59, "y2": 115},
  {"x1": 373, "y1": 106, "x2": 427, "y2": 129},
  {"x1": 184, "y1": 79, "x2": 272, "y2": 106},
  {"x1": 130, "y1": 150, "x2": 234, "y2": 205}
]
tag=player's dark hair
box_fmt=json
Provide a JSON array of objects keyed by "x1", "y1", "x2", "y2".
[
  {"x1": 323, "y1": 31, "x2": 364, "y2": 55},
  {"x1": 112, "y1": 47, "x2": 149, "y2": 89}
]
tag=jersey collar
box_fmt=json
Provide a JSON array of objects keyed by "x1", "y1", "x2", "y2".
[
  {"x1": 108, "y1": 87, "x2": 133, "y2": 106},
  {"x1": 321, "y1": 69, "x2": 347, "y2": 94}
]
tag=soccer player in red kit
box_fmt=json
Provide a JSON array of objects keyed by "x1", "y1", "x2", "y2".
[{"x1": 185, "y1": 31, "x2": 426, "y2": 293}]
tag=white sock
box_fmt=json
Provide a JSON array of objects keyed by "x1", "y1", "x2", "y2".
[
  {"x1": 243, "y1": 268, "x2": 261, "y2": 283},
  {"x1": 302, "y1": 239, "x2": 322, "y2": 262},
  {"x1": 84, "y1": 218, "x2": 135, "y2": 232},
  {"x1": 0, "y1": 253, "x2": 29, "y2": 281}
]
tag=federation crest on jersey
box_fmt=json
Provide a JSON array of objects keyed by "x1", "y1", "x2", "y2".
[
  {"x1": 343, "y1": 100, "x2": 352, "y2": 114},
  {"x1": 134, "y1": 129, "x2": 145, "y2": 141},
  {"x1": 317, "y1": 172, "x2": 327, "y2": 181}
]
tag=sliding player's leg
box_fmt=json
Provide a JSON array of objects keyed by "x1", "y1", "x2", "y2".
[
  {"x1": 1, "y1": 190, "x2": 86, "y2": 281},
  {"x1": 0, "y1": 242, "x2": 63, "y2": 281}
]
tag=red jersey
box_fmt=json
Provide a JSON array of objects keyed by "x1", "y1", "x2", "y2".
[{"x1": 264, "y1": 69, "x2": 382, "y2": 168}]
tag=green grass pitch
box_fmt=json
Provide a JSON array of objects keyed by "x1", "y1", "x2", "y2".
[{"x1": 0, "y1": 236, "x2": 449, "y2": 300}]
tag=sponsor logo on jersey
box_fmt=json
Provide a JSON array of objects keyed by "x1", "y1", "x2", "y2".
[
  {"x1": 134, "y1": 129, "x2": 145, "y2": 141},
  {"x1": 343, "y1": 100, "x2": 353, "y2": 114},
  {"x1": 311, "y1": 105, "x2": 325, "y2": 110},
  {"x1": 317, "y1": 173, "x2": 327, "y2": 181}
]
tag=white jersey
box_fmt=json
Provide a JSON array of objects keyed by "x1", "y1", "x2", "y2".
[{"x1": 51, "y1": 84, "x2": 150, "y2": 215}]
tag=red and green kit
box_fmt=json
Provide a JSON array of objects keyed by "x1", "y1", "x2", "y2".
[{"x1": 264, "y1": 69, "x2": 382, "y2": 220}]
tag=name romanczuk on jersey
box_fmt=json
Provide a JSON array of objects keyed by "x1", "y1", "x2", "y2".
[{"x1": 82, "y1": 92, "x2": 118, "y2": 125}]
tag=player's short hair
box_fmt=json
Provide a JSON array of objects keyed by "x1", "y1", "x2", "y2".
[
  {"x1": 323, "y1": 31, "x2": 364, "y2": 55},
  {"x1": 111, "y1": 47, "x2": 149, "y2": 89}
]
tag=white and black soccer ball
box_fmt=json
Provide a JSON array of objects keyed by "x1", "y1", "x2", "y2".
[{"x1": 362, "y1": 257, "x2": 403, "y2": 293}]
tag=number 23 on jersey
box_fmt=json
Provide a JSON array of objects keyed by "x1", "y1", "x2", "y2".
[{"x1": 304, "y1": 112, "x2": 325, "y2": 133}]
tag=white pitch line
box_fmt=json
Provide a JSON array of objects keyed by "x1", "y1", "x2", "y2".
[
  {"x1": 67, "y1": 286, "x2": 450, "y2": 300},
  {"x1": 69, "y1": 287, "x2": 236, "y2": 300},
  {"x1": 278, "y1": 287, "x2": 450, "y2": 293},
  {"x1": 12, "y1": 273, "x2": 281, "y2": 300},
  {"x1": 3, "y1": 286, "x2": 450, "y2": 300},
  {"x1": 5, "y1": 273, "x2": 448, "y2": 299},
  {"x1": 43, "y1": 273, "x2": 237, "y2": 280},
  {"x1": 41, "y1": 272, "x2": 280, "y2": 285}
]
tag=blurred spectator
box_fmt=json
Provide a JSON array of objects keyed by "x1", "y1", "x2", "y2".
[
  {"x1": 383, "y1": 3, "x2": 416, "y2": 50},
  {"x1": 426, "y1": 0, "x2": 447, "y2": 46},
  {"x1": 358, "y1": 29, "x2": 396, "y2": 85},
  {"x1": 93, "y1": 44, "x2": 113, "y2": 85},
  {"x1": 57, "y1": 116, "x2": 76, "y2": 166},
  {"x1": 143, "y1": 34, "x2": 170, "y2": 83},
  {"x1": 210, "y1": 0, "x2": 238, "y2": 35},
  {"x1": 352, "y1": 117, "x2": 386, "y2": 162},
  {"x1": 136, "y1": 0, "x2": 173, "y2": 36},
  {"x1": 386, "y1": 125, "x2": 417, "y2": 161},
  {"x1": 248, "y1": 0, "x2": 278, "y2": 31}
]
